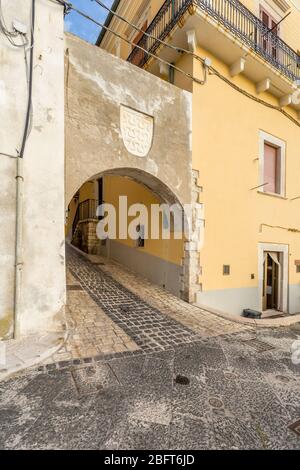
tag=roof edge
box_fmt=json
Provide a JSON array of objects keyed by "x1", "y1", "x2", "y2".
[{"x1": 95, "y1": 0, "x2": 121, "y2": 46}]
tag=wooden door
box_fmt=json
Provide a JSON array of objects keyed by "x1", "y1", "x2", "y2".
[
  {"x1": 260, "y1": 7, "x2": 280, "y2": 59},
  {"x1": 263, "y1": 252, "x2": 281, "y2": 311}
]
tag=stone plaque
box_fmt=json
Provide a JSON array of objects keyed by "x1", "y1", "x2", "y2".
[{"x1": 120, "y1": 105, "x2": 153, "y2": 158}]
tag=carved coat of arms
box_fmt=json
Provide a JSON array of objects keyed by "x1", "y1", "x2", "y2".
[{"x1": 120, "y1": 105, "x2": 153, "y2": 158}]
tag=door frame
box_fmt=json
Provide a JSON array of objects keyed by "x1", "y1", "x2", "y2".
[{"x1": 258, "y1": 243, "x2": 289, "y2": 313}]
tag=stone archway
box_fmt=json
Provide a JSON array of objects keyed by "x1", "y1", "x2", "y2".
[
  {"x1": 68, "y1": 168, "x2": 186, "y2": 296},
  {"x1": 65, "y1": 33, "x2": 201, "y2": 302}
]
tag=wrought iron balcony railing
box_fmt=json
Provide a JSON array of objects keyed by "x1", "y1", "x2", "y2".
[{"x1": 127, "y1": 0, "x2": 300, "y2": 82}]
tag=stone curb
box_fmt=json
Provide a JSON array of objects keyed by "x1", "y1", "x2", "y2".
[
  {"x1": 195, "y1": 303, "x2": 300, "y2": 328},
  {"x1": 0, "y1": 330, "x2": 67, "y2": 383}
]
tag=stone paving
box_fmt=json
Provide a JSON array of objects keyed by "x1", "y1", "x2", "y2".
[
  {"x1": 66, "y1": 247, "x2": 201, "y2": 355},
  {"x1": 1, "y1": 247, "x2": 300, "y2": 449},
  {"x1": 45, "y1": 245, "x2": 250, "y2": 368},
  {"x1": 49, "y1": 270, "x2": 139, "y2": 365},
  {"x1": 82, "y1": 251, "x2": 249, "y2": 338},
  {"x1": 0, "y1": 324, "x2": 300, "y2": 450},
  {"x1": 63, "y1": 245, "x2": 248, "y2": 361},
  {"x1": 45, "y1": 245, "x2": 251, "y2": 367}
]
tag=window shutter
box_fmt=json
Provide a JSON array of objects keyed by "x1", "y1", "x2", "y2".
[{"x1": 264, "y1": 143, "x2": 279, "y2": 194}]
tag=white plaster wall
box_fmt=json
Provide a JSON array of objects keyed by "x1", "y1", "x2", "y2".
[
  {"x1": 196, "y1": 287, "x2": 260, "y2": 316},
  {"x1": 0, "y1": 0, "x2": 66, "y2": 338},
  {"x1": 197, "y1": 284, "x2": 300, "y2": 316},
  {"x1": 288, "y1": 285, "x2": 300, "y2": 314}
]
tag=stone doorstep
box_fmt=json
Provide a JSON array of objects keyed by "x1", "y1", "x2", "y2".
[
  {"x1": 196, "y1": 302, "x2": 300, "y2": 328},
  {"x1": 0, "y1": 330, "x2": 67, "y2": 382}
]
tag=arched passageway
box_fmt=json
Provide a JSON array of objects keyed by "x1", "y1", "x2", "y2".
[
  {"x1": 65, "y1": 33, "x2": 202, "y2": 302},
  {"x1": 66, "y1": 169, "x2": 187, "y2": 299}
]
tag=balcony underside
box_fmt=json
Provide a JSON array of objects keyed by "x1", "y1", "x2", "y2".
[{"x1": 140, "y1": 8, "x2": 300, "y2": 113}]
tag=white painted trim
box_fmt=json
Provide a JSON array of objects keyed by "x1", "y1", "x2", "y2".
[
  {"x1": 186, "y1": 30, "x2": 198, "y2": 52},
  {"x1": 258, "y1": 243, "x2": 289, "y2": 313},
  {"x1": 279, "y1": 94, "x2": 292, "y2": 108},
  {"x1": 159, "y1": 62, "x2": 169, "y2": 78},
  {"x1": 256, "y1": 78, "x2": 271, "y2": 94},
  {"x1": 230, "y1": 58, "x2": 246, "y2": 77},
  {"x1": 290, "y1": 0, "x2": 300, "y2": 13},
  {"x1": 258, "y1": 130, "x2": 286, "y2": 197},
  {"x1": 254, "y1": 1, "x2": 286, "y2": 55},
  {"x1": 255, "y1": 0, "x2": 285, "y2": 24}
]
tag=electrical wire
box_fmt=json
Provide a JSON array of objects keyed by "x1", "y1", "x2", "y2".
[
  {"x1": 0, "y1": 0, "x2": 18, "y2": 36},
  {"x1": 0, "y1": 152, "x2": 18, "y2": 159},
  {"x1": 54, "y1": 0, "x2": 300, "y2": 128},
  {"x1": 261, "y1": 223, "x2": 300, "y2": 233},
  {"x1": 51, "y1": 0, "x2": 300, "y2": 127},
  {"x1": 19, "y1": 0, "x2": 35, "y2": 159},
  {"x1": 0, "y1": 0, "x2": 29, "y2": 47},
  {"x1": 0, "y1": 2, "x2": 32, "y2": 159},
  {"x1": 55, "y1": 0, "x2": 207, "y2": 85},
  {"x1": 91, "y1": 0, "x2": 300, "y2": 128},
  {"x1": 93, "y1": 0, "x2": 295, "y2": 73},
  {"x1": 209, "y1": 68, "x2": 300, "y2": 128},
  {"x1": 93, "y1": 0, "x2": 206, "y2": 66}
]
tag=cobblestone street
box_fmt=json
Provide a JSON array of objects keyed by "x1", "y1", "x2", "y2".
[
  {"x1": 50, "y1": 246, "x2": 249, "y2": 366},
  {"x1": 1, "y1": 326, "x2": 300, "y2": 449},
  {"x1": 67, "y1": 247, "x2": 202, "y2": 354},
  {"x1": 0, "y1": 246, "x2": 300, "y2": 450}
]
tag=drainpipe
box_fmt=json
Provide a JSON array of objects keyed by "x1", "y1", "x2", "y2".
[
  {"x1": 14, "y1": 156, "x2": 24, "y2": 339},
  {"x1": 13, "y1": 0, "x2": 35, "y2": 339}
]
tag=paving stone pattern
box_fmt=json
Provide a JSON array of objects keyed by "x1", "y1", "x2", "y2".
[
  {"x1": 86, "y1": 251, "x2": 249, "y2": 338},
  {"x1": 67, "y1": 247, "x2": 200, "y2": 354},
  {"x1": 1, "y1": 327, "x2": 300, "y2": 450},
  {"x1": 48, "y1": 270, "x2": 139, "y2": 365},
  {"x1": 1, "y1": 248, "x2": 299, "y2": 449}
]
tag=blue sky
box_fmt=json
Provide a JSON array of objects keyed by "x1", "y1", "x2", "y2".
[{"x1": 64, "y1": 0, "x2": 113, "y2": 44}]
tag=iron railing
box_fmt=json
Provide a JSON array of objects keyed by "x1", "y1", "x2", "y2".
[
  {"x1": 72, "y1": 199, "x2": 98, "y2": 235},
  {"x1": 127, "y1": 0, "x2": 300, "y2": 82}
]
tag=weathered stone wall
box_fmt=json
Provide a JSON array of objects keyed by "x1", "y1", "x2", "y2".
[
  {"x1": 0, "y1": 0, "x2": 66, "y2": 339},
  {"x1": 65, "y1": 33, "x2": 193, "y2": 208},
  {"x1": 73, "y1": 220, "x2": 99, "y2": 255},
  {"x1": 65, "y1": 33, "x2": 200, "y2": 301}
]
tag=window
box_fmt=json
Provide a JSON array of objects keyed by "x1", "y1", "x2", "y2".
[
  {"x1": 260, "y1": 6, "x2": 280, "y2": 59},
  {"x1": 263, "y1": 143, "x2": 280, "y2": 194},
  {"x1": 259, "y1": 131, "x2": 286, "y2": 197},
  {"x1": 260, "y1": 7, "x2": 280, "y2": 33}
]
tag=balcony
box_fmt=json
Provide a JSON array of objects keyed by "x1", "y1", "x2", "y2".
[{"x1": 127, "y1": 0, "x2": 300, "y2": 104}]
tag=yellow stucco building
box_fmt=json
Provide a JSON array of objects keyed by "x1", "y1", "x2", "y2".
[{"x1": 68, "y1": 0, "x2": 300, "y2": 317}]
